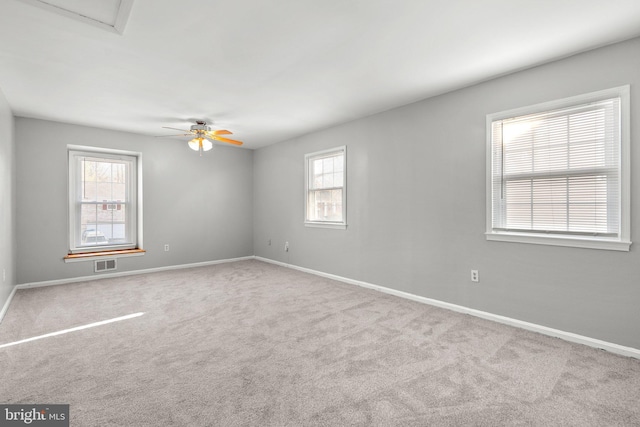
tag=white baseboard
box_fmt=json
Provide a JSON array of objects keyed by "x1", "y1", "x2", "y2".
[
  {"x1": 255, "y1": 256, "x2": 640, "y2": 360},
  {"x1": 15, "y1": 256, "x2": 255, "y2": 290},
  {"x1": 0, "y1": 286, "x2": 18, "y2": 324}
]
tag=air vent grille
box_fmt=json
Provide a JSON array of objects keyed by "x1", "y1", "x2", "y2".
[{"x1": 95, "y1": 259, "x2": 117, "y2": 273}]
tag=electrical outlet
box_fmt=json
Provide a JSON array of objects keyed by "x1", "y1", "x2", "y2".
[
  {"x1": 471, "y1": 270, "x2": 479, "y2": 282},
  {"x1": 284, "y1": 241, "x2": 289, "y2": 252},
  {"x1": 268, "y1": 239, "x2": 271, "y2": 246},
  {"x1": 164, "y1": 244, "x2": 170, "y2": 252}
]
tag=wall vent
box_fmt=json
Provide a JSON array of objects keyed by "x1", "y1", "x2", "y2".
[{"x1": 95, "y1": 259, "x2": 117, "y2": 273}]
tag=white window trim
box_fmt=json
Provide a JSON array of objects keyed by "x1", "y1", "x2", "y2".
[
  {"x1": 304, "y1": 146, "x2": 347, "y2": 229},
  {"x1": 485, "y1": 86, "x2": 631, "y2": 251},
  {"x1": 68, "y1": 145, "x2": 144, "y2": 256}
]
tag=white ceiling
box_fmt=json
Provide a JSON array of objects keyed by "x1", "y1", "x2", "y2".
[{"x1": 1, "y1": 0, "x2": 639, "y2": 149}]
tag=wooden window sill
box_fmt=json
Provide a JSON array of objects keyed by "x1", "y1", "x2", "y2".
[{"x1": 64, "y1": 249, "x2": 146, "y2": 263}]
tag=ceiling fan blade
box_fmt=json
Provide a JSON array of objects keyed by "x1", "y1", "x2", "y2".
[
  {"x1": 155, "y1": 133, "x2": 192, "y2": 137},
  {"x1": 206, "y1": 129, "x2": 232, "y2": 136},
  {"x1": 162, "y1": 126, "x2": 192, "y2": 133},
  {"x1": 210, "y1": 135, "x2": 243, "y2": 146}
]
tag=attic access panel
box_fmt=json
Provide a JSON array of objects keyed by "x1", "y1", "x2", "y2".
[{"x1": 17, "y1": 0, "x2": 134, "y2": 34}]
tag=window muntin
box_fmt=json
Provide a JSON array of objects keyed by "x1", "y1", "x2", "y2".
[
  {"x1": 486, "y1": 86, "x2": 630, "y2": 251},
  {"x1": 69, "y1": 149, "x2": 139, "y2": 253},
  {"x1": 305, "y1": 147, "x2": 346, "y2": 228}
]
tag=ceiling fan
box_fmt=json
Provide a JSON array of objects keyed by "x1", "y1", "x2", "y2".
[{"x1": 160, "y1": 121, "x2": 243, "y2": 155}]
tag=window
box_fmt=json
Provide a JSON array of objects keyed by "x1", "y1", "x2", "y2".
[
  {"x1": 68, "y1": 147, "x2": 141, "y2": 254},
  {"x1": 305, "y1": 146, "x2": 347, "y2": 229},
  {"x1": 486, "y1": 86, "x2": 630, "y2": 251}
]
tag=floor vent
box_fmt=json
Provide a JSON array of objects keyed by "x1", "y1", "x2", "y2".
[{"x1": 95, "y1": 259, "x2": 117, "y2": 273}]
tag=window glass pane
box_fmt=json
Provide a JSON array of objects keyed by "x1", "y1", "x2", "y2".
[
  {"x1": 323, "y1": 173, "x2": 334, "y2": 188},
  {"x1": 323, "y1": 157, "x2": 334, "y2": 173},
  {"x1": 113, "y1": 163, "x2": 126, "y2": 183},
  {"x1": 531, "y1": 116, "x2": 567, "y2": 173},
  {"x1": 83, "y1": 161, "x2": 96, "y2": 182},
  {"x1": 567, "y1": 176, "x2": 610, "y2": 233},
  {"x1": 97, "y1": 161, "x2": 112, "y2": 182},
  {"x1": 334, "y1": 172, "x2": 344, "y2": 187},
  {"x1": 113, "y1": 183, "x2": 126, "y2": 201},
  {"x1": 530, "y1": 177, "x2": 568, "y2": 231},
  {"x1": 80, "y1": 204, "x2": 98, "y2": 231},
  {"x1": 503, "y1": 147, "x2": 532, "y2": 175},
  {"x1": 96, "y1": 183, "x2": 112, "y2": 201},
  {"x1": 79, "y1": 203, "x2": 130, "y2": 246},
  {"x1": 313, "y1": 159, "x2": 323, "y2": 174},
  {"x1": 504, "y1": 179, "x2": 531, "y2": 229},
  {"x1": 328, "y1": 189, "x2": 343, "y2": 221},
  {"x1": 307, "y1": 189, "x2": 343, "y2": 222}
]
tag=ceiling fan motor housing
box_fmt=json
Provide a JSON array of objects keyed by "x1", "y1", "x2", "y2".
[{"x1": 191, "y1": 122, "x2": 210, "y2": 133}]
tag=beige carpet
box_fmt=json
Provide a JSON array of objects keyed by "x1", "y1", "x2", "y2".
[{"x1": 1, "y1": 260, "x2": 639, "y2": 426}]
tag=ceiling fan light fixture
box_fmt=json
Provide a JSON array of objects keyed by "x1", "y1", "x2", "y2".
[
  {"x1": 188, "y1": 137, "x2": 213, "y2": 152},
  {"x1": 187, "y1": 138, "x2": 200, "y2": 151},
  {"x1": 201, "y1": 138, "x2": 213, "y2": 151}
]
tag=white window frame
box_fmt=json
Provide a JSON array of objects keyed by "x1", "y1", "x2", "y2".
[
  {"x1": 486, "y1": 86, "x2": 631, "y2": 251},
  {"x1": 68, "y1": 145, "x2": 143, "y2": 254},
  {"x1": 304, "y1": 146, "x2": 347, "y2": 229}
]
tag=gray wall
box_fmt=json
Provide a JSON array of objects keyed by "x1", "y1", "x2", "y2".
[
  {"x1": 16, "y1": 118, "x2": 253, "y2": 284},
  {"x1": 0, "y1": 88, "x2": 15, "y2": 309},
  {"x1": 254, "y1": 37, "x2": 640, "y2": 349}
]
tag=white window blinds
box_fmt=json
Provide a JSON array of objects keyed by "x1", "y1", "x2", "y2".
[{"x1": 488, "y1": 87, "x2": 629, "y2": 249}]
